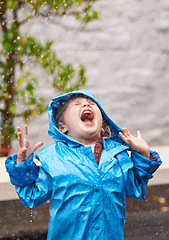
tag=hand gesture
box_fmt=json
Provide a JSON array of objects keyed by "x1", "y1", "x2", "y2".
[
  {"x1": 16, "y1": 125, "x2": 43, "y2": 164},
  {"x1": 119, "y1": 128, "x2": 150, "y2": 159}
]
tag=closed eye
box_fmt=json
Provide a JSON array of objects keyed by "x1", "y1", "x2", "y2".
[
  {"x1": 74, "y1": 102, "x2": 80, "y2": 105},
  {"x1": 88, "y1": 101, "x2": 95, "y2": 105}
]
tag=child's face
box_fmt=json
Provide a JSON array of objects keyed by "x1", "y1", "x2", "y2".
[{"x1": 59, "y1": 96, "x2": 103, "y2": 145}]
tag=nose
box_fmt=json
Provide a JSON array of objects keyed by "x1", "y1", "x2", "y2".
[{"x1": 83, "y1": 101, "x2": 90, "y2": 107}]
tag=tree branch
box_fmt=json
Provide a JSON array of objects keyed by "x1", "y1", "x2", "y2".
[
  {"x1": 18, "y1": 2, "x2": 91, "y2": 26},
  {"x1": 0, "y1": 0, "x2": 8, "y2": 32},
  {"x1": 18, "y1": 15, "x2": 33, "y2": 26}
]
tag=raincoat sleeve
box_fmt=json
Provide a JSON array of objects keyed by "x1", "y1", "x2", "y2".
[
  {"x1": 125, "y1": 150, "x2": 162, "y2": 200},
  {"x1": 5, "y1": 154, "x2": 53, "y2": 208}
]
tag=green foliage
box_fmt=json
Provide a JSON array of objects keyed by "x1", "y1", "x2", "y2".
[
  {"x1": 6, "y1": 0, "x2": 18, "y2": 10},
  {"x1": 0, "y1": 0, "x2": 99, "y2": 151},
  {"x1": 0, "y1": 121, "x2": 17, "y2": 142}
]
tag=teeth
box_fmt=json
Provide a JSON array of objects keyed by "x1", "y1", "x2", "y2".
[{"x1": 84, "y1": 110, "x2": 91, "y2": 114}]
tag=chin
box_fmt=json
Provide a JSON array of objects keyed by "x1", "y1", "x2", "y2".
[{"x1": 85, "y1": 130, "x2": 100, "y2": 138}]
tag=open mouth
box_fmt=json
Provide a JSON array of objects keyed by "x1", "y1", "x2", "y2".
[{"x1": 80, "y1": 109, "x2": 94, "y2": 123}]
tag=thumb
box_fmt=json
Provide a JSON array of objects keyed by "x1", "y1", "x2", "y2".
[
  {"x1": 32, "y1": 141, "x2": 44, "y2": 152},
  {"x1": 137, "y1": 130, "x2": 141, "y2": 138}
]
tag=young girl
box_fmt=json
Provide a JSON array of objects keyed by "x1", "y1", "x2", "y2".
[{"x1": 6, "y1": 90, "x2": 162, "y2": 240}]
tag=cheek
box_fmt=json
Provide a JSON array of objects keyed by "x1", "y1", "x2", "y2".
[
  {"x1": 64, "y1": 108, "x2": 76, "y2": 119},
  {"x1": 95, "y1": 111, "x2": 103, "y2": 129},
  {"x1": 64, "y1": 110, "x2": 79, "y2": 125},
  {"x1": 97, "y1": 109, "x2": 103, "y2": 122}
]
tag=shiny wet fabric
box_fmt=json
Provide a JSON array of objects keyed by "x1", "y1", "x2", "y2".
[{"x1": 6, "y1": 90, "x2": 162, "y2": 240}]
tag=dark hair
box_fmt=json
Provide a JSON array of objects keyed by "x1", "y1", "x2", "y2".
[
  {"x1": 101, "y1": 121, "x2": 111, "y2": 139},
  {"x1": 55, "y1": 101, "x2": 67, "y2": 129}
]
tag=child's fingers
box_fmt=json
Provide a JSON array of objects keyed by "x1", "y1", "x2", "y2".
[
  {"x1": 17, "y1": 127, "x2": 23, "y2": 147},
  {"x1": 122, "y1": 128, "x2": 130, "y2": 137},
  {"x1": 137, "y1": 130, "x2": 141, "y2": 138},
  {"x1": 119, "y1": 132, "x2": 129, "y2": 144},
  {"x1": 33, "y1": 141, "x2": 44, "y2": 152},
  {"x1": 23, "y1": 125, "x2": 28, "y2": 140}
]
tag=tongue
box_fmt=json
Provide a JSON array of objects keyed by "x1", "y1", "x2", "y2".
[{"x1": 81, "y1": 113, "x2": 93, "y2": 122}]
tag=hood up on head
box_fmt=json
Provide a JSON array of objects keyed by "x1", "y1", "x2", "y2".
[{"x1": 48, "y1": 90, "x2": 123, "y2": 146}]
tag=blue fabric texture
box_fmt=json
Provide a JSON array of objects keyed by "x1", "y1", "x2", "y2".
[{"x1": 5, "y1": 90, "x2": 162, "y2": 240}]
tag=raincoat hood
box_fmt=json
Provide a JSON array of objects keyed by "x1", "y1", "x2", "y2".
[{"x1": 48, "y1": 90, "x2": 122, "y2": 146}]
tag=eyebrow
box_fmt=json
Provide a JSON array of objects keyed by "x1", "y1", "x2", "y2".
[
  {"x1": 72, "y1": 98, "x2": 95, "y2": 104},
  {"x1": 75, "y1": 97, "x2": 94, "y2": 101}
]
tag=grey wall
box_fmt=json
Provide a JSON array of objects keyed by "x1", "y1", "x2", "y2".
[{"x1": 13, "y1": 0, "x2": 169, "y2": 151}]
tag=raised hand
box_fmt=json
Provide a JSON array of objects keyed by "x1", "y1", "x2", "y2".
[
  {"x1": 119, "y1": 128, "x2": 150, "y2": 159},
  {"x1": 16, "y1": 125, "x2": 43, "y2": 164}
]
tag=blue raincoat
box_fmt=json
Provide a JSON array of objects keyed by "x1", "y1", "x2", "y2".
[{"x1": 6, "y1": 90, "x2": 162, "y2": 240}]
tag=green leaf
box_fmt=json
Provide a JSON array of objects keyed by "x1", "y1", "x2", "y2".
[
  {"x1": 9, "y1": 102, "x2": 16, "y2": 115},
  {"x1": 16, "y1": 75, "x2": 26, "y2": 88},
  {"x1": 26, "y1": 82, "x2": 35, "y2": 95},
  {"x1": 6, "y1": 0, "x2": 18, "y2": 10}
]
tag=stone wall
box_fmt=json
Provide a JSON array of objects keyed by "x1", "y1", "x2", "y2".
[{"x1": 13, "y1": 0, "x2": 169, "y2": 151}]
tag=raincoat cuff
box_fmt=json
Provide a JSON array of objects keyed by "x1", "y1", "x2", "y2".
[
  {"x1": 5, "y1": 153, "x2": 39, "y2": 186},
  {"x1": 131, "y1": 150, "x2": 162, "y2": 179}
]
